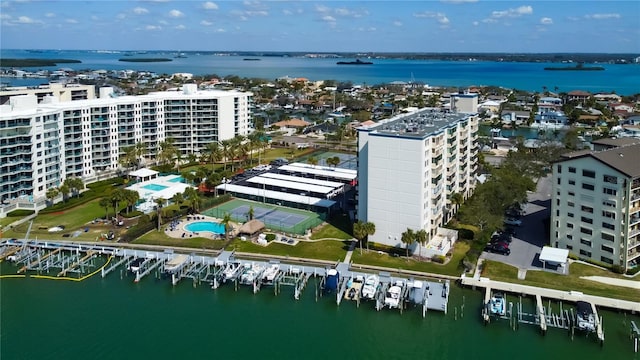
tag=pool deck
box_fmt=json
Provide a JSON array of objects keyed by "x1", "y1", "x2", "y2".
[{"x1": 164, "y1": 215, "x2": 238, "y2": 240}]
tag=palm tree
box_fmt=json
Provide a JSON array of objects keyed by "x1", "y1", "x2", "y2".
[
  {"x1": 247, "y1": 205, "x2": 255, "y2": 221},
  {"x1": 45, "y1": 188, "x2": 59, "y2": 206},
  {"x1": 204, "y1": 142, "x2": 222, "y2": 171},
  {"x1": 183, "y1": 187, "x2": 200, "y2": 213},
  {"x1": 155, "y1": 198, "x2": 165, "y2": 230},
  {"x1": 415, "y1": 229, "x2": 429, "y2": 258},
  {"x1": 134, "y1": 141, "x2": 145, "y2": 168},
  {"x1": 450, "y1": 192, "x2": 464, "y2": 220},
  {"x1": 122, "y1": 189, "x2": 139, "y2": 214},
  {"x1": 220, "y1": 140, "x2": 233, "y2": 172},
  {"x1": 353, "y1": 221, "x2": 368, "y2": 255},
  {"x1": 307, "y1": 156, "x2": 318, "y2": 166},
  {"x1": 400, "y1": 228, "x2": 416, "y2": 258},
  {"x1": 99, "y1": 197, "x2": 111, "y2": 219},
  {"x1": 111, "y1": 189, "x2": 125, "y2": 218},
  {"x1": 221, "y1": 212, "x2": 232, "y2": 241},
  {"x1": 158, "y1": 138, "x2": 177, "y2": 167},
  {"x1": 59, "y1": 184, "x2": 70, "y2": 202}
]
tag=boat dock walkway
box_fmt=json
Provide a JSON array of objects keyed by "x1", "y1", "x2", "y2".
[
  {"x1": 1, "y1": 240, "x2": 451, "y2": 318},
  {"x1": 461, "y1": 275, "x2": 640, "y2": 312}
]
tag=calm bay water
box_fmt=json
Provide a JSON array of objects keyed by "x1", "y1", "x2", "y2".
[
  {"x1": 1, "y1": 49, "x2": 639, "y2": 95},
  {"x1": 1, "y1": 260, "x2": 638, "y2": 360}
]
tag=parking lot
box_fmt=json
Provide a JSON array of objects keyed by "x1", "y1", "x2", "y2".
[{"x1": 481, "y1": 175, "x2": 553, "y2": 270}]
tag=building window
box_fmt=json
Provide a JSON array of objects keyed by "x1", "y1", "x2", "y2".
[
  {"x1": 581, "y1": 205, "x2": 593, "y2": 213},
  {"x1": 602, "y1": 233, "x2": 614, "y2": 242},
  {"x1": 581, "y1": 216, "x2": 593, "y2": 224},
  {"x1": 568, "y1": 191, "x2": 575, "y2": 197},
  {"x1": 603, "y1": 175, "x2": 617, "y2": 184},
  {"x1": 569, "y1": 179, "x2": 576, "y2": 185},
  {"x1": 557, "y1": 178, "x2": 562, "y2": 185},
  {"x1": 580, "y1": 238, "x2": 592, "y2": 246},
  {"x1": 557, "y1": 165, "x2": 562, "y2": 173},
  {"x1": 602, "y1": 200, "x2": 616, "y2": 208},
  {"x1": 567, "y1": 234, "x2": 573, "y2": 240},
  {"x1": 600, "y1": 256, "x2": 613, "y2": 265},
  {"x1": 568, "y1": 212, "x2": 574, "y2": 218},
  {"x1": 582, "y1": 183, "x2": 594, "y2": 191},
  {"x1": 582, "y1": 170, "x2": 595, "y2": 178},
  {"x1": 602, "y1": 210, "x2": 615, "y2": 219},
  {"x1": 569, "y1": 167, "x2": 576, "y2": 173},
  {"x1": 603, "y1": 187, "x2": 617, "y2": 196},
  {"x1": 601, "y1": 245, "x2": 614, "y2": 253},
  {"x1": 567, "y1": 223, "x2": 574, "y2": 229},
  {"x1": 602, "y1": 222, "x2": 615, "y2": 230},
  {"x1": 579, "y1": 249, "x2": 592, "y2": 257},
  {"x1": 580, "y1": 227, "x2": 592, "y2": 235},
  {"x1": 566, "y1": 245, "x2": 573, "y2": 250}
]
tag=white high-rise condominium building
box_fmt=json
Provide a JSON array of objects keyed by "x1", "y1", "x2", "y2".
[
  {"x1": 0, "y1": 83, "x2": 96, "y2": 105},
  {"x1": 357, "y1": 108, "x2": 479, "y2": 248},
  {"x1": 0, "y1": 84, "x2": 251, "y2": 206},
  {"x1": 551, "y1": 143, "x2": 640, "y2": 271}
]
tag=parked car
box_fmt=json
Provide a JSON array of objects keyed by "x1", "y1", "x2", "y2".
[
  {"x1": 485, "y1": 243, "x2": 511, "y2": 255},
  {"x1": 504, "y1": 218, "x2": 522, "y2": 226}
]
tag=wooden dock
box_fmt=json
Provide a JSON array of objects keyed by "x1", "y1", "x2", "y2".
[
  {"x1": 461, "y1": 275, "x2": 640, "y2": 312},
  {"x1": 18, "y1": 248, "x2": 62, "y2": 273},
  {"x1": 0, "y1": 246, "x2": 20, "y2": 262}
]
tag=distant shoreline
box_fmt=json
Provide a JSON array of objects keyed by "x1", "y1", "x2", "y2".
[
  {"x1": 0, "y1": 58, "x2": 82, "y2": 67},
  {"x1": 118, "y1": 58, "x2": 173, "y2": 63}
]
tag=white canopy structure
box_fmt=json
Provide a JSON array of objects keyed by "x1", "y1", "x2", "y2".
[
  {"x1": 129, "y1": 168, "x2": 159, "y2": 182},
  {"x1": 539, "y1": 247, "x2": 569, "y2": 270}
]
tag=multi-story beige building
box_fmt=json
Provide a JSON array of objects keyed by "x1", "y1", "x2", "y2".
[
  {"x1": 0, "y1": 84, "x2": 251, "y2": 208},
  {"x1": 0, "y1": 83, "x2": 96, "y2": 105},
  {"x1": 551, "y1": 143, "x2": 640, "y2": 271},
  {"x1": 357, "y1": 108, "x2": 479, "y2": 250}
]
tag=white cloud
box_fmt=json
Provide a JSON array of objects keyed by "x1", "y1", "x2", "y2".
[
  {"x1": 201, "y1": 20, "x2": 213, "y2": 26},
  {"x1": 441, "y1": 0, "x2": 477, "y2": 3},
  {"x1": 246, "y1": 10, "x2": 268, "y2": 16},
  {"x1": 145, "y1": 25, "x2": 161, "y2": 31},
  {"x1": 283, "y1": 9, "x2": 293, "y2": 15},
  {"x1": 481, "y1": 18, "x2": 497, "y2": 24},
  {"x1": 540, "y1": 17, "x2": 552, "y2": 25},
  {"x1": 202, "y1": 2, "x2": 218, "y2": 10},
  {"x1": 472, "y1": 21, "x2": 479, "y2": 26},
  {"x1": 175, "y1": 24, "x2": 186, "y2": 30},
  {"x1": 158, "y1": 20, "x2": 168, "y2": 25},
  {"x1": 214, "y1": 28, "x2": 226, "y2": 33},
  {"x1": 16, "y1": 16, "x2": 41, "y2": 24},
  {"x1": 168, "y1": 9, "x2": 184, "y2": 18},
  {"x1": 91, "y1": 15, "x2": 99, "y2": 21},
  {"x1": 65, "y1": 19, "x2": 78, "y2": 24},
  {"x1": 393, "y1": 20, "x2": 402, "y2": 27},
  {"x1": 45, "y1": 13, "x2": 55, "y2": 18},
  {"x1": 414, "y1": 11, "x2": 449, "y2": 25},
  {"x1": 322, "y1": 15, "x2": 336, "y2": 23},
  {"x1": 585, "y1": 13, "x2": 620, "y2": 20},
  {"x1": 491, "y1": 5, "x2": 533, "y2": 19},
  {"x1": 0, "y1": 14, "x2": 11, "y2": 20},
  {"x1": 116, "y1": 13, "x2": 127, "y2": 20},
  {"x1": 133, "y1": 7, "x2": 149, "y2": 15}
]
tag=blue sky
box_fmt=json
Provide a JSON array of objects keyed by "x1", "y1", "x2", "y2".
[{"x1": 1, "y1": 0, "x2": 639, "y2": 53}]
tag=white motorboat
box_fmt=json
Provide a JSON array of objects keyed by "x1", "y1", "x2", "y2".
[
  {"x1": 128, "y1": 258, "x2": 145, "y2": 273},
  {"x1": 361, "y1": 274, "x2": 379, "y2": 300},
  {"x1": 261, "y1": 264, "x2": 280, "y2": 285},
  {"x1": 221, "y1": 261, "x2": 242, "y2": 283},
  {"x1": 489, "y1": 293, "x2": 506, "y2": 317},
  {"x1": 576, "y1": 301, "x2": 596, "y2": 332},
  {"x1": 384, "y1": 282, "x2": 403, "y2": 308},
  {"x1": 239, "y1": 263, "x2": 264, "y2": 285}
]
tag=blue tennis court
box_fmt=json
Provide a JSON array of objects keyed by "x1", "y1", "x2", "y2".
[{"x1": 231, "y1": 205, "x2": 307, "y2": 228}]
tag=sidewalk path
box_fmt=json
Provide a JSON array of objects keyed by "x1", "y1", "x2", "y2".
[{"x1": 343, "y1": 239, "x2": 357, "y2": 263}]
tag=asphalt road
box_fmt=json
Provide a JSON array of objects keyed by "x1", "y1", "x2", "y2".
[{"x1": 481, "y1": 175, "x2": 552, "y2": 270}]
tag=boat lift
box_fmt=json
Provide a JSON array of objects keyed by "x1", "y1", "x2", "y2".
[{"x1": 631, "y1": 321, "x2": 640, "y2": 353}]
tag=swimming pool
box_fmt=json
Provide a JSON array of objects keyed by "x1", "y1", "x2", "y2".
[
  {"x1": 185, "y1": 221, "x2": 225, "y2": 234},
  {"x1": 168, "y1": 176, "x2": 184, "y2": 183},
  {"x1": 142, "y1": 184, "x2": 169, "y2": 191}
]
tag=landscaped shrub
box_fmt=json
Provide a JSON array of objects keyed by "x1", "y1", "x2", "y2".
[
  {"x1": 121, "y1": 210, "x2": 143, "y2": 218},
  {"x1": 456, "y1": 228, "x2": 475, "y2": 240},
  {"x1": 265, "y1": 233, "x2": 276, "y2": 242},
  {"x1": 432, "y1": 255, "x2": 446, "y2": 264},
  {"x1": 6, "y1": 209, "x2": 35, "y2": 217}
]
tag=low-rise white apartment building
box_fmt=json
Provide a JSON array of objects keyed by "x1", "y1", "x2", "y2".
[
  {"x1": 551, "y1": 143, "x2": 640, "y2": 271},
  {"x1": 357, "y1": 108, "x2": 479, "y2": 249},
  {"x1": 0, "y1": 83, "x2": 96, "y2": 105},
  {"x1": 0, "y1": 84, "x2": 251, "y2": 207}
]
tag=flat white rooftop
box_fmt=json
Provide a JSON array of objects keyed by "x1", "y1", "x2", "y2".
[
  {"x1": 215, "y1": 183, "x2": 336, "y2": 208},
  {"x1": 247, "y1": 176, "x2": 334, "y2": 195},
  {"x1": 260, "y1": 172, "x2": 343, "y2": 188},
  {"x1": 278, "y1": 163, "x2": 357, "y2": 181},
  {"x1": 539, "y1": 246, "x2": 569, "y2": 265}
]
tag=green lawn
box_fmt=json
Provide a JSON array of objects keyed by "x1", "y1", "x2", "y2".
[
  {"x1": 227, "y1": 238, "x2": 349, "y2": 262},
  {"x1": 350, "y1": 241, "x2": 470, "y2": 277},
  {"x1": 309, "y1": 222, "x2": 352, "y2": 240},
  {"x1": 0, "y1": 217, "x2": 20, "y2": 229},
  {"x1": 481, "y1": 260, "x2": 639, "y2": 303},
  {"x1": 4, "y1": 198, "x2": 125, "y2": 242},
  {"x1": 134, "y1": 230, "x2": 225, "y2": 250}
]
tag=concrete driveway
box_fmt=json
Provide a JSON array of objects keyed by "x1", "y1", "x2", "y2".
[{"x1": 481, "y1": 175, "x2": 552, "y2": 270}]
